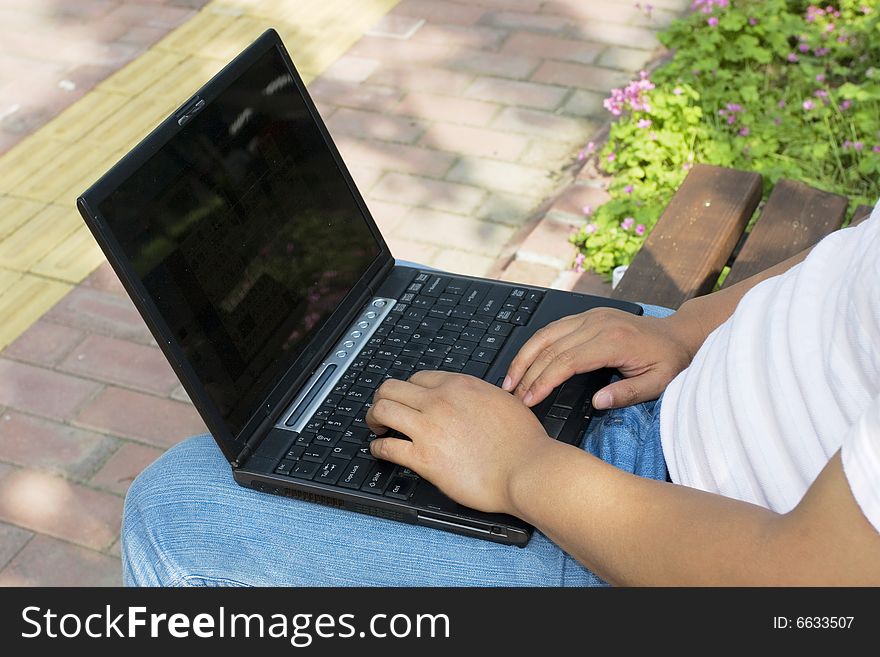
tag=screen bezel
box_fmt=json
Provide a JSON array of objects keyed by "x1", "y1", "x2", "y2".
[{"x1": 77, "y1": 30, "x2": 394, "y2": 463}]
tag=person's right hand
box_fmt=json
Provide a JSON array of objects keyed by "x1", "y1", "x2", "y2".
[{"x1": 502, "y1": 307, "x2": 705, "y2": 410}]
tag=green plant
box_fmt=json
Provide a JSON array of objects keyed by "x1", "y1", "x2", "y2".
[{"x1": 571, "y1": 0, "x2": 880, "y2": 278}]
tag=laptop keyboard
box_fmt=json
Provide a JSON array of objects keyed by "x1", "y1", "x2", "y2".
[{"x1": 272, "y1": 272, "x2": 544, "y2": 499}]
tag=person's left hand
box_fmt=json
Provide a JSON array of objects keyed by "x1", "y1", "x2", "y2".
[{"x1": 365, "y1": 371, "x2": 553, "y2": 515}]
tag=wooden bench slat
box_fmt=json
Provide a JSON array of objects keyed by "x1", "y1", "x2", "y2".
[
  {"x1": 612, "y1": 164, "x2": 762, "y2": 309},
  {"x1": 851, "y1": 204, "x2": 873, "y2": 226},
  {"x1": 722, "y1": 179, "x2": 848, "y2": 288}
]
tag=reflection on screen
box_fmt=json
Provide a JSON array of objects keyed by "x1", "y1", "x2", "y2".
[{"x1": 99, "y1": 46, "x2": 382, "y2": 437}]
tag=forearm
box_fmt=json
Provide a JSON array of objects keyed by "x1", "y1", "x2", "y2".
[
  {"x1": 509, "y1": 440, "x2": 786, "y2": 586},
  {"x1": 669, "y1": 249, "x2": 810, "y2": 353}
]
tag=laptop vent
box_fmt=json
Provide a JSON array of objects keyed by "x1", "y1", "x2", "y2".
[
  {"x1": 349, "y1": 503, "x2": 406, "y2": 523},
  {"x1": 281, "y1": 488, "x2": 346, "y2": 509}
]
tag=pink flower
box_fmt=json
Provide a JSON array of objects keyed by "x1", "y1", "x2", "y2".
[
  {"x1": 624, "y1": 184, "x2": 634, "y2": 194},
  {"x1": 637, "y1": 118, "x2": 652, "y2": 128},
  {"x1": 840, "y1": 99, "x2": 852, "y2": 111},
  {"x1": 635, "y1": 224, "x2": 646, "y2": 236},
  {"x1": 773, "y1": 117, "x2": 782, "y2": 125},
  {"x1": 621, "y1": 217, "x2": 635, "y2": 230},
  {"x1": 816, "y1": 73, "x2": 825, "y2": 82},
  {"x1": 798, "y1": 43, "x2": 811, "y2": 53},
  {"x1": 738, "y1": 126, "x2": 750, "y2": 136},
  {"x1": 673, "y1": 87, "x2": 683, "y2": 95},
  {"x1": 787, "y1": 53, "x2": 799, "y2": 63},
  {"x1": 707, "y1": 16, "x2": 719, "y2": 26},
  {"x1": 803, "y1": 99, "x2": 815, "y2": 110},
  {"x1": 825, "y1": 23, "x2": 835, "y2": 33},
  {"x1": 748, "y1": 17, "x2": 758, "y2": 26},
  {"x1": 603, "y1": 71, "x2": 655, "y2": 116},
  {"x1": 584, "y1": 223, "x2": 597, "y2": 234},
  {"x1": 814, "y1": 89, "x2": 828, "y2": 98},
  {"x1": 873, "y1": 145, "x2": 880, "y2": 153},
  {"x1": 777, "y1": 99, "x2": 786, "y2": 108},
  {"x1": 815, "y1": 47, "x2": 830, "y2": 56},
  {"x1": 607, "y1": 152, "x2": 616, "y2": 162},
  {"x1": 577, "y1": 149, "x2": 587, "y2": 161},
  {"x1": 582, "y1": 205, "x2": 592, "y2": 215}
]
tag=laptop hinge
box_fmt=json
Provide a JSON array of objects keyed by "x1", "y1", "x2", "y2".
[{"x1": 231, "y1": 411, "x2": 277, "y2": 468}]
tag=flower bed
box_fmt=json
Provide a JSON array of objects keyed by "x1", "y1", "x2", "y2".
[{"x1": 571, "y1": 0, "x2": 880, "y2": 278}]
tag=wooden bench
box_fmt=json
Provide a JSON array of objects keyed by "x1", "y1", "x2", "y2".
[{"x1": 611, "y1": 164, "x2": 873, "y2": 309}]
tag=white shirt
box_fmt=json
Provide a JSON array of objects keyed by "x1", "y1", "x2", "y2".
[{"x1": 660, "y1": 202, "x2": 880, "y2": 533}]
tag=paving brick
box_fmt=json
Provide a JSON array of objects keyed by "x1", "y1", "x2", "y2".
[
  {"x1": 169, "y1": 385, "x2": 192, "y2": 404},
  {"x1": 393, "y1": 208, "x2": 515, "y2": 256},
  {"x1": 370, "y1": 172, "x2": 486, "y2": 214},
  {"x1": 0, "y1": 203, "x2": 81, "y2": 271},
  {"x1": 91, "y1": 442, "x2": 164, "y2": 495},
  {"x1": 366, "y1": 13, "x2": 426, "y2": 39},
  {"x1": 447, "y1": 0, "x2": 545, "y2": 9},
  {"x1": 31, "y1": 223, "x2": 108, "y2": 283},
  {"x1": 532, "y1": 60, "x2": 630, "y2": 92},
  {"x1": 309, "y1": 79, "x2": 403, "y2": 113},
  {"x1": 0, "y1": 468, "x2": 122, "y2": 550},
  {"x1": 81, "y1": 261, "x2": 126, "y2": 296},
  {"x1": 448, "y1": 49, "x2": 541, "y2": 80},
  {"x1": 346, "y1": 35, "x2": 451, "y2": 65},
  {"x1": 0, "y1": 411, "x2": 116, "y2": 480},
  {"x1": 420, "y1": 122, "x2": 528, "y2": 161},
  {"x1": 517, "y1": 217, "x2": 580, "y2": 265},
  {"x1": 383, "y1": 235, "x2": 438, "y2": 265},
  {"x1": 364, "y1": 199, "x2": 412, "y2": 234},
  {"x1": 411, "y1": 23, "x2": 507, "y2": 51},
  {"x1": 491, "y1": 106, "x2": 594, "y2": 143},
  {"x1": 4, "y1": 320, "x2": 85, "y2": 368},
  {"x1": 574, "y1": 21, "x2": 661, "y2": 50},
  {"x1": 548, "y1": 183, "x2": 612, "y2": 218},
  {"x1": 562, "y1": 89, "x2": 605, "y2": 118},
  {"x1": 446, "y1": 156, "x2": 551, "y2": 196},
  {"x1": 598, "y1": 46, "x2": 659, "y2": 72},
  {"x1": 320, "y1": 55, "x2": 381, "y2": 83},
  {"x1": 0, "y1": 521, "x2": 32, "y2": 571},
  {"x1": 464, "y1": 76, "x2": 569, "y2": 110},
  {"x1": 45, "y1": 286, "x2": 153, "y2": 344},
  {"x1": 480, "y1": 10, "x2": 570, "y2": 34},
  {"x1": 369, "y1": 66, "x2": 476, "y2": 95},
  {"x1": 347, "y1": 164, "x2": 383, "y2": 194},
  {"x1": 396, "y1": 92, "x2": 500, "y2": 127},
  {"x1": 0, "y1": 268, "x2": 19, "y2": 298},
  {"x1": 0, "y1": 535, "x2": 121, "y2": 586},
  {"x1": 103, "y1": 3, "x2": 197, "y2": 29},
  {"x1": 0, "y1": 196, "x2": 43, "y2": 240},
  {"x1": 394, "y1": 0, "x2": 488, "y2": 26},
  {"x1": 499, "y1": 258, "x2": 559, "y2": 287},
  {"x1": 334, "y1": 136, "x2": 456, "y2": 178},
  {"x1": 500, "y1": 32, "x2": 604, "y2": 65},
  {"x1": 519, "y1": 139, "x2": 578, "y2": 168},
  {"x1": 59, "y1": 334, "x2": 179, "y2": 396},
  {"x1": 0, "y1": 358, "x2": 101, "y2": 422},
  {"x1": 431, "y1": 249, "x2": 495, "y2": 277},
  {"x1": 75, "y1": 386, "x2": 207, "y2": 448},
  {"x1": 475, "y1": 191, "x2": 541, "y2": 226},
  {"x1": 327, "y1": 108, "x2": 427, "y2": 144}
]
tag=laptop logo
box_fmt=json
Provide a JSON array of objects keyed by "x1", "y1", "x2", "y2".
[{"x1": 176, "y1": 96, "x2": 206, "y2": 126}]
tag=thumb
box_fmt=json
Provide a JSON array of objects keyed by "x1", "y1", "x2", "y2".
[
  {"x1": 369, "y1": 437, "x2": 416, "y2": 467},
  {"x1": 592, "y1": 371, "x2": 667, "y2": 410}
]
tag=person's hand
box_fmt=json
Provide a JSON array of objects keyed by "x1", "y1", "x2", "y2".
[
  {"x1": 503, "y1": 307, "x2": 703, "y2": 410},
  {"x1": 366, "y1": 371, "x2": 553, "y2": 515}
]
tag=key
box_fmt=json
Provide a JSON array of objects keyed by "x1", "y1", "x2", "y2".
[
  {"x1": 410, "y1": 297, "x2": 433, "y2": 309},
  {"x1": 392, "y1": 355, "x2": 417, "y2": 370},
  {"x1": 424, "y1": 344, "x2": 451, "y2": 357},
  {"x1": 275, "y1": 460, "x2": 296, "y2": 475},
  {"x1": 442, "y1": 319, "x2": 467, "y2": 332},
  {"x1": 386, "y1": 368, "x2": 410, "y2": 380},
  {"x1": 389, "y1": 303, "x2": 407, "y2": 315},
  {"x1": 461, "y1": 361, "x2": 489, "y2": 378},
  {"x1": 459, "y1": 328, "x2": 484, "y2": 342},
  {"x1": 356, "y1": 443, "x2": 376, "y2": 460},
  {"x1": 488, "y1": 322, "x2": 513, "y2": 337},
  {"x1": 321, "y1": 393, "x2": 343, "y2": 408},
  {"x1": 450, "y1": 306, "x2": 474, "y2": 320},
  {"x1": 313, "y1": 407, "x2": 332, "y2": 421},
  {"x1": 350, "y1": 413, "x2": 370, "y2": 429},
  {"x1": 313, "y1": 431, "x2": 341, "y2": 448},
  {"x1": 542, "y1": 416, "x2": 565, "y2": 439},
  {"x1": 442, "y1": 354, "x2": 468, "y2": 370},
  {"x1": 401, "y1": 345, "x2": 426, "y2": 358},
  {"x1": 364, "y1": 361, "x2": 389, "y2": 375},
  {"x1": 518, "y1": 301, "x2": 536, "y2": 313},
  {"x1": 345, "y1": 386, "x2": 371, "y2": 401},
  {"x1": 414, "y1": 272, "x2": 430, "y2": 283},
  {"x1": 496, "y1": 309, "x2": 513, "y2": 322},
  {"x1": 335, "y1": 401, "x2": 362, "y2": 417},
  {"x1": 339, "y1": 458, "x2": 373, "y2": 489},
  {"x1": 285, "y1": 445, "x2": 306, "y2": 461},
  {"x1": 295, "y1": 432, "x2": 314, "y2": 447},
  {"x1": 400, "y1": 292, "x2": 416, "y2": 303},
  {"x1": 554, "y1": 383, "x2": 581, "y2": 409},
  {"x1": 510, "y1": 288, "x2": 527, "y2": 299},
  {"x1": 434, "y1": 330, "x2": 459, "y2": 345},
  {"x1": 323, "y1": 416, "x2": 351, "y2": 432},
  {"x1": 356, "y1": 372, "x2": 382, "y2": 388},
  {"x1": 374, "y1": 348, "x2": 399, "y2": 360},
  {"x1": 468, "y1": 318, "x2": 490, "y2": 330},
  {"x1": 302, "y1": 445, "x2": 330, "y2": 462},
  {"x1": 330, "y1": 442, "x2": 359, "y2": 460},
  {"x1": 350, "y1": 358, "x2": 368, "y2": 371},
  {"x1": 394, "y1": 318, "x2": 418, "y2": 333},
  {"x1": 502, "y1": 301, "x2": 519, "y2": 312},
  {"x1": 526, "y1": 291, "x2": 544, "y2": 304},
  {"x1": 436, "y1": 295, "x2": 458, "y2": 306},
  {"x1": 451, "y1": 341, "x2": 475, "y2": 357},
  {"x1": 304, "y1": 419, "x2": 323, "y2": 433},
  {"x1": 289, "y1": 460, "x2": 320, "y2": 479},
  {"x1": 445, "y1": 281, "x2": 466, "y2": 295},
  {"x1": 460, "y1": 282, "x2": 490, "y2": 307},
  {"x1": 408, "y1": 330, "x2": 436, "y2": 345},
  {"x1": 341, "y1": 370, "x2": 360, "y2": 384},
  {"x1": 385, "y1": 476, "x2": 417, "y2": 500},
  {"x1": 383, "y1": 334, "x2": 408, "y2": 347},
  {"x1": 417, "y1": 355, "x2": 443, "y2": 369},
  {"x1": 511, "y1": 312, "x2": 529, "y2": 326},
  {"x1": 480, "y1": 334, "x2": 503, "y2": 348},
  {"x1": 407, "y1": 283, "x2": 423, "y2": 293},
  {"x1": 359, "y1": 347, "x2": 376, "y2": 359},
  {"x1": 472, "y1": 348, "x2": 498, "y2": 364},
  {"x1": 428, "y1": 307, "x2": 452, "y2": 319},
  {"x1": 547, "y1": 406, "x2": 571, "y2": 419},
  {"x1": 423, "y1": 275, "x2": 449, "y2": 297},
  {"x1": 342, "y1": 426, "x2": 370, "y2": 444},
  {"x1": 419, "y1": 317, "x2": 445, "y2": 331},
  {"x1": 476, "y1": 287, "x2": 509, "y2": 317},
  {"x1": 405, "y1": 308, "x2": 427, "y2": 321},
  {"x1": 332, "y1": 382, "x2": 350, "y2": 395},
  {"x1": 314, "y1": 457, "x2": 346, "y2": 485},
  {"x1": 361, "y1": 461, "x2": 397, "y2": 494}
]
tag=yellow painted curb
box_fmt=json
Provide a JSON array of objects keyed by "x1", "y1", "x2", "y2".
[{"x1": 0, "y1": 0, "x2": 400, "y2": 350}]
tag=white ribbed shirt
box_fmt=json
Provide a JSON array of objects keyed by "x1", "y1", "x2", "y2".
[{"x1": 660, "y1": 202, "x2": 880, "y2": 532}]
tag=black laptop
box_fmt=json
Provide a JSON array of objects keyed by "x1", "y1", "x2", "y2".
[{"x1": 77, "y1": 29, "x2": 641, "y2": 547}]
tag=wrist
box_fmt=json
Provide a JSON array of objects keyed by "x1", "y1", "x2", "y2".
[
  {"x1": 662, "y1": 300, "x2": 712, "y2": 360},
  {"x1": 505, "y1": 435, "x2": 569, "y2": 521}
]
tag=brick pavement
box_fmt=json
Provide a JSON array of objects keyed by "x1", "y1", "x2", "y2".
[{"x1": 0, "y1": 0, "x2": 690, "y2": 585}]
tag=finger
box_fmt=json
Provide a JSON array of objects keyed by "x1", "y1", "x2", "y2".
[
  {"x1": 407, "y1": 369, "x2": 452, "y2": 388},
  {"x1": 521, "y1": 338, "x2": 625, "y2": 407},
  {"x1": 515, "y1": 327, "x2": 609, "y2": 402},
  {"x1": 366, "y1": 397, "x2": 422, "y2": 435},
  {"x1": 373, "y1": 378, "x2": 429, "y2": 409},
  {"x1": 369, "y1": 437, "x2": 417, "y2": 469},
  {"x1": 592, "y1": 370, "x2": 667, "y2": 410},
  {"x1": 504, "y1": 316, "x2": 581, "y2": 392}
]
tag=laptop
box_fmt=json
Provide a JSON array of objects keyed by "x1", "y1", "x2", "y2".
[{"x1": 77, "y1": 29, "x2": 642, "y2": 547}]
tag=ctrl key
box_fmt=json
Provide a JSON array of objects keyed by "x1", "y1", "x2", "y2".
[
  {"x1": 385, "y1": 476, "x2": 416, "y2": 500},
  {"x1": 338, "y1": 458, "x2": 373, "y2": 489}
]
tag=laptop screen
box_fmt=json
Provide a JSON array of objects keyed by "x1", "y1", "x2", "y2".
[{"x1": 97, "y1": 46, "x2": 383, "y2": 437}]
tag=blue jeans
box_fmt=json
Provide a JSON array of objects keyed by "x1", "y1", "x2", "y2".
[{"x1": 122, "y1": 304, "x2": 674, "y2": 586}]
